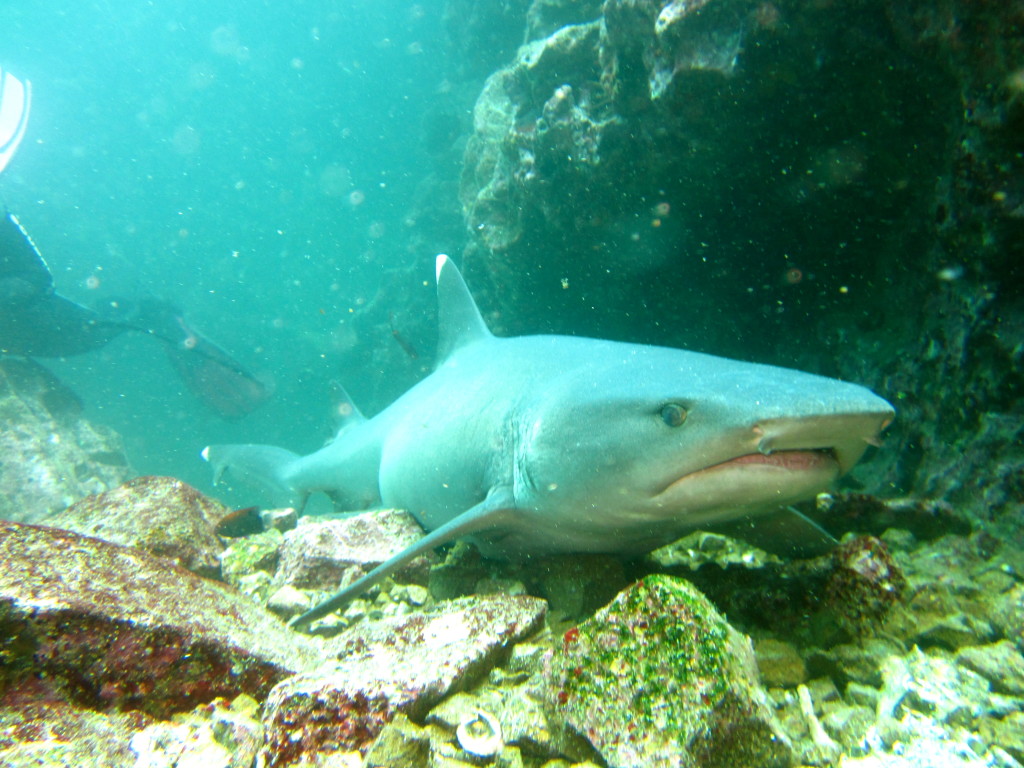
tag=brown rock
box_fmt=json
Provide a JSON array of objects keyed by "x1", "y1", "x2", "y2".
[
  {"x1": 977, "y1": 711, "x2": 1024, "y2": 764},
  {"x1": 956, "y1": 640, "x2": 1024, "y2": 696},
  {"x1": 364, "y1": 714, "x2": 431, "y2": 768},
  {"x1": 260, "y1": 594, "x2": 547, "y2": 766},
  {"x1": 0, "y1": 520, "x2": 320, "y2": 718},
  {"x1": 48, "y1": 476, "x2": 230, "y2": 578},
  {"x1": 992, "y1": 585, "x2": 1024, "y2": 651},
  {"x1": 754, "y1": 637, "x2": 808, "y2": 688}
]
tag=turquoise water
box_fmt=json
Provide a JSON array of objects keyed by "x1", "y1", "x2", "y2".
[
  {"x1": 0, "y1": 1, "x2": 974, "y2": 517},
  {"x1": 1, "y1": 1, "x2": 453, "y2": 504}
]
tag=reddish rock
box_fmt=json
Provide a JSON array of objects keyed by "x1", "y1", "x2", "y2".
[
  {"x1": 260, "y1": 593, "x2": 547, "y2": 766},
  {"x1": 0, "y1": 680, "x2": 152, "y2": 768},
  {"x1": 275, "y1": 509, "x2": 434, "y2": 589},
  {"x1": 0, "y1": 520, "x2": 320, "y2": 719},
  {"x1": 48, "y1": 476, "x2": 231, "y2": 578},
  {"x1": 825, "y1": 536, "x2": 907, "y2": 636}
]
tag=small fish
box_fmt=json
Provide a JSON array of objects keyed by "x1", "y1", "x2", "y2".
[
  {"x1": 389, "y1": 311, "x2": 419, "y2": 359},
  {"x1": 214, "y1": 506, "x2": 264, "y2": 538}
]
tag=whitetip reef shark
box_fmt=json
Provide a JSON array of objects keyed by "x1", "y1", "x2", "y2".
[{"x1": 204, "y1": 254, "x2": 894, "y2": 628}]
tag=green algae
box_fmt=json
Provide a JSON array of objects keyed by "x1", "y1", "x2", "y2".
[
  {"x1": 557, "y1": 576, "x2": 729, "y2": 726},
  {"x1": 545, "y1": 575, "x2": 790, "y2": 767}
]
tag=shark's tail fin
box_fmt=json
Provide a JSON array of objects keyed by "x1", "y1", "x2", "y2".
[{"x1": 202, "y1": 444, "x2": 306, "y2": 510}]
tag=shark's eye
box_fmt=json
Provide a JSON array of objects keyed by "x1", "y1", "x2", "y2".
[{"x1": 660, "y1": 403, "x2": 688, "y2": 427}]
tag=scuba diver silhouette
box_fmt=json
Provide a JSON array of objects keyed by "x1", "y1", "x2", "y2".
[{"x1": 0, "y1": 66, "x2": 269, "y2": 419}]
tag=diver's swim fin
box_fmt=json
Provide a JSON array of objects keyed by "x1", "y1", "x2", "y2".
[
  {"x1": 0, "y1": 68, "x2": 31, "y2": 175},
  {"x1": 1, "y1": 208, "x2": 270, "y2": 418},
  {"x1": 128, "y1": 299, "x2": 272, "y2": 420},
  {"x1": 1, "y1": 210, "x2": 53, "y2": 305},
  {"x1": 1, "y1": 211, "x2": 133, "y2": 356}
]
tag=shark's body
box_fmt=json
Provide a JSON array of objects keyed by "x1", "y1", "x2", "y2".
[{"x1": 205, "y1": 255, "x2": 894, "y2": 627}]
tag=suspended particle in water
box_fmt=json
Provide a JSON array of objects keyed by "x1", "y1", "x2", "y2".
[
  {"x1": 783, "y1": 267, "x2": 803, "y2": 285},
  {"x1": 652, "y1": 201, "x2": 671, "y2": 217},
  {"x1": 85, "y1": 275, "x2": 101, "y2": 290},
  {"x1": 348, "y1": 189, "x2": 366, "y2": 207}
]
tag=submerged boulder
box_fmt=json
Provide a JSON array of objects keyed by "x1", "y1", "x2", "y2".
[
  {"x1": 0, "y1": 520, "x2": 319, "y2": 719},
  {"x1": 542, "y1": 574, "x2": 792, "y2": 768},
  {"x1": 47, "y1": 475, "x2": 230, "y2": 579}
]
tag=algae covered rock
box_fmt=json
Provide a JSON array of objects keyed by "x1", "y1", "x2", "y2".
[
  {"x1": 0, "y1": 682, "x2": 151, "y2": 768},
  {"x1": 992, "y1": 584, "x2": 1024, "y2": 651},
  {"x1": 956, "y1": 641, "x2": 1024, "y2": 697},
  {"x1": 542, "y1": 574, "x2": 792, "y2": 768},
  {"x1": 754, "y1": 637, "x2": 808, "y2": 689}
]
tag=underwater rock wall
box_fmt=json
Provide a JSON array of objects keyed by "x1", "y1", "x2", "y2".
[
  {"x1": 451, "y1": 0, "x2": 1024, "y2": 531},
  {"x1": 0, "y1": 360, "x2": 131, "y2": 524},
  {"x1": 877, "y1": 0, "x2": 1024, "y2": 533}
]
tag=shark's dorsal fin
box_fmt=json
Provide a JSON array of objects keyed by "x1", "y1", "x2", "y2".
[
  {"x1": 435, "y1": 254, "x2": 492, "y2": 365},
  {"x1": 329, "y1": 380, "x2": 366, "y2": 438}
]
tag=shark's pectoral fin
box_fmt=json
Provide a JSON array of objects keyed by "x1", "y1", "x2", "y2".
[
  {"x1": 710, "y1": 506, "x2": 838, "y2": 559},
  {"x1": 290, "y1": 485, "x2": 517, "y2": 630}
]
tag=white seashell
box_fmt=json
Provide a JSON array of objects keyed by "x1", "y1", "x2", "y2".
[{"x1": 456, "y1": 709, "x2": 503, "y2": 757}]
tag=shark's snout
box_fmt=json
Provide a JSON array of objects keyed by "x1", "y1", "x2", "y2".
[{"x1": 752, "y1": 407, "x2": 894, "y2": 474}]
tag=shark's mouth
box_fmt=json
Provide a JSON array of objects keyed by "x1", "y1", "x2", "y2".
[
  {"x1": 652, "y1": 448, "x2": 841, "y2": 514},
  {"x1": 709, "y1": 448, "x2": 838, "y2": 473}
]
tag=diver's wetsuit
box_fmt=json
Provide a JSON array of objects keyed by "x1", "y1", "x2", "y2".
[{"x1": 0, "y1": 210, "x2": 270, "y2": 419}]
